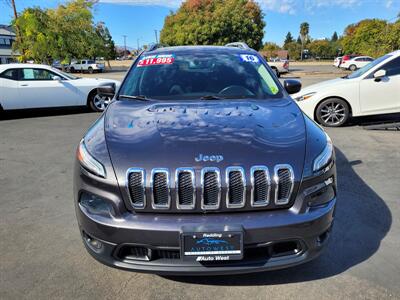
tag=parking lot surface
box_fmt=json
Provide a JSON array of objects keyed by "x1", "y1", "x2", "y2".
[{"x1": 1, "y1": 70, "x2": 399, "y2": 299}]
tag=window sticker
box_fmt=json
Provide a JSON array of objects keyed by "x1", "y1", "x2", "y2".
[
  {"x1": 239, "y1": 54, "x2": 260, "y2": 63},
  {"x1": 138, "y1": 54, "x2": 175, "y2": 67},
  {"x1": 258, "y1": 65, "x2": 279, "y2": 95}
]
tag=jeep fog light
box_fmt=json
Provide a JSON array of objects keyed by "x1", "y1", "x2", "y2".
[
  {"x1": 83, "y1": 232, "x2": 103, "y2": 252},
  {"x1": 79, "y1": 192, "x2": 115, "y2": 217}
]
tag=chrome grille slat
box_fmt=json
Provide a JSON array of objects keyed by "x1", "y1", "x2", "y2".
[
  {"x1": 126, "y1": 168, "x2": 145, "y2": 209},
  {"x1": 226, "y1": 167, "x2": 246, "y2": 208},
  {"x1": 274, "y1": 164, "x2": 294, "y2": 205},
  {"x1": 176, "y1": 168, "x2": 195, "y2": 210},
  {"x1": 201, "y1": 167, "x2": 221, "y2": 210},
  {"x1": 251, "y1": 166, "x2": 270, "y2": 207},
  {"x1": 151, "y1": 168, "x2": 171, "y2": 209}
]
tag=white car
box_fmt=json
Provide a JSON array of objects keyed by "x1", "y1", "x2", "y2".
[
  {"x1": 68, "y1": 60, "x2": 105, "y2": 74},
  {"x1": 293, "y1": 50, "x2": 400, "y2": 127},
  {"x1": 0, "y1": 64, "x2": 120, "y2": 112},
  {"x1": 340, "y1": 56, "x2": 374, "y2": 71},
  {"x1": 333, "y1": 56, "x2": 342, "y2": 68},
  {"x1": 267, "y1": 58, "x2": 289, "y2": 77}
]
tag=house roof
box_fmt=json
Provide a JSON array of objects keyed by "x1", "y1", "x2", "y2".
[{"x1": 0, "y1": 25, "x2": 16, "y2": 36}]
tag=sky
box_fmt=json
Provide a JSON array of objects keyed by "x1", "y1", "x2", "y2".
[{"x1": 1, "y1": 0, "x2": 399, "y2": 48}]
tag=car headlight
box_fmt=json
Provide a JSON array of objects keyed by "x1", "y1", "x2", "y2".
[
  {"x1": 77, "y1": 139, "x2": 106, "y2": 178},
  {"x1": 295, "y1": 92, "x2": 316, "y2": 101},
  {"x1": 313, "y1": 133, "x2": 333, "y2": 172}
]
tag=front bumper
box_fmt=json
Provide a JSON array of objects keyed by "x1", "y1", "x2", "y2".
[{"x1": 76, "y1": 196, "x2": 335, "y2": 275}]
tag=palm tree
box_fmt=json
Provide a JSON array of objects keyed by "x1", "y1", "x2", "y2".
[{"x1": 300, "y1": 22, "x2": 309, "y2": 60}]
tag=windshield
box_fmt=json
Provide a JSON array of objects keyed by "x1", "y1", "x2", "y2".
[
  {"x1": 51, "y1": 67, "x2": 79, "y2": 80},
  {"x1": 118, "y1": 51, "x2": 283, "y2": 100},
  {"x1": 347, "y1": 54, "x2": 391, "y2": 79}
]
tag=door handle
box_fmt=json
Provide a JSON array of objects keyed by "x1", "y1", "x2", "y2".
[{"x1": 20, "y1": 84, "x2": 29, "y2": 87}]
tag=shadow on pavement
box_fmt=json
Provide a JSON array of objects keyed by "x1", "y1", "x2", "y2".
[
  {"x1": 165, "y1": 147, "x2": 392, "y2": 285},
  {"x1": 0, "y1": 107, "x2": 95, "y2": 121}
]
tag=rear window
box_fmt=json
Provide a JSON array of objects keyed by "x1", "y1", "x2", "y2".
[{"x1": 118, "y1": 51, "x2": 283, "y2": 100}]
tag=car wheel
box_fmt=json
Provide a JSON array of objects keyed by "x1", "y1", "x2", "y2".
[
  {"x1": 316, "y1": 98, "x2": 350, "y2": 127},
  {"x1": 349, "y1": 64, "x2": 357, "y2": 71},
  {"x1": 69, "y1": 67, "x2": 75, "y2": 73},
  {"x1": 89, "y1": 91, "x2": 111, "y2": 112},
  {"x1": 88, "y1": 67, "x2": 94, "y2": 74},
  {"x1": 273, "y1": 68, "x2": 280, "y2": 78}
]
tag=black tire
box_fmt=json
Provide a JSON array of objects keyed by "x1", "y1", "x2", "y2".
[
  {"x1": 88, "y1": 67, "x2": 94, "y2": 74},
  {"x1": 273, "y1": 68, "x2": 280, "y2": 78},
  {"x1": 88, "y1": 91, "x2": 111, "y2": 112},
  {"x1": 349, "y1": 64, "x2": 357, "y2": 71},
  {"x1": 316, "y1": 98, "x2": 350, "y2": 127},
  {"x1": 69, "y1": 67, "x2": 75, "y2": 73}
]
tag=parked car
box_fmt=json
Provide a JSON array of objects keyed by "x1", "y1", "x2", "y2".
[
  {"x1": 0, "y1": 64, "x2": 120, "y2": 112},
  {"x1": 339, "y1": 54, "x2": 359, "y2": 67},
  {"x1": 68, "y1": 60, "x2": 105, "y2": 74},
  {"x1": 333, "y1": 56, "x2": 342, "y2": 68},
  {"x1": 74, "y1": 43, "x2": 337, "y2": 275},
  {"x1": 293, "y1": 50, "x2": 400, "y2": 127},
  {"x1": 51, "y1": 60, "x2": 69, "y2": 70},
  {"x1": 266, "y1": 58, "x2": 289, "y2": 77},
  {"x1": 340, "y1": 56, "x2": 374, "y2": 71}
]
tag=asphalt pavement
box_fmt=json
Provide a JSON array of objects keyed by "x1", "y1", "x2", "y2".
[{"x1": 0, "y1": 68, "x2": 399, "y2": 299}]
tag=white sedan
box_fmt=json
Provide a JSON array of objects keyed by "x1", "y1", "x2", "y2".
[
  {"x1": 0, "y1": 64, "x2": 120, "y2": 112},
  {"x1": 293, "y1": 50, "x2": 400, "y2": 127},
  {"x1": 340, "y1": 56, "x2": 374, "y2": 71}
]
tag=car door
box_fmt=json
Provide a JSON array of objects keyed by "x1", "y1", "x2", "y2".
[
  {"x1": 359, "y1": 56, "x2": 400, "y2": 115},
  {"x1": 0, "y1": 68, "x2": 20, "y2": 110},
  {"x1": 17, "y1": 68, "x2": 80, "y2": 108}
]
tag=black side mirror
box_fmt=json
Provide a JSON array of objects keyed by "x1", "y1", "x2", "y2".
[
  {"x1": 284, "y1": 79, "x2": 302, "y2": 94},
  {"x1": 97, "y1": 83, "x2": 116, "y2": 97}
]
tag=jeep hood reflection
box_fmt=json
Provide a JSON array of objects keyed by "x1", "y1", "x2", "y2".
[{"x1": 104, "y1": 99, "x2": 306, "y2": 182}]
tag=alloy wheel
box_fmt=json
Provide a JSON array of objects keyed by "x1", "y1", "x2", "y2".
[
  {"x1": 93, "y1": 94, "x2": 111, "y2": 111},
  {"x1": 319, "y1": 101, "x2": 346, "y2": 126}
]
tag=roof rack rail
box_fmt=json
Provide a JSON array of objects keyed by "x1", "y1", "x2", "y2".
[
  {"x1": 146, "y1": 43, "x2": 170, "y2": 52},
  {"x1": 225, "y1": 42, "x2": 251, "y2": 50}
]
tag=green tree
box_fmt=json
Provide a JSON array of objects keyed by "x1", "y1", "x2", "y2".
[
  {"x1": 261, "y1": 42, "x2": 281, "y2": 58},
  {"x1": 283, "y1": 32, "x2": 293, "y2": 49},
  {"x1": 160, "y1": 0, "x2": 265, "y2": 50},
  {"x1": 308, "y1": 39, "x2": 333, "y2": 58},
  {"x1": 341, "y1": 19, "x2": 390, "y2": 57},
  {"x1": 331, "y1": 31, "x2": 338, "y2": 42},
  {"x1": 286, "y1": 41, "x2": 301, "y2": 60},
  {"x1": 92, "y1": 22, "x2": 117, "y2": 68},
  {"x1": 299, "y1": 22, "x2": 309, "y2": 60}
]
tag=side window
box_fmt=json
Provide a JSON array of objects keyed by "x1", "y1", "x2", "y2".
[
  {"x1": 380, "y1": 57, "x2": 400, "y2": 77},
  {"x1": 355, "y1": 58, "x2": 363, "y2": 61},
  {"x1": 21, "y1": 68, "x2": 60, "y2": 81},
  {"x1": 0, "y1": 68, "x2": 19, "y2": 80}
]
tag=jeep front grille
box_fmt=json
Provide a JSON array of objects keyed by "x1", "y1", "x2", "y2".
[
  {"x1": 126, "y1": 165, "x2": 295, "y2": 212},
  {"x1": 201, "y1": 168, "x2": 221, "y2": 210},
  {"x1": 274, "y1": 165, "x2": 294, "y2": 205},
  {"x1": 126, "y1": 168, "x2": 145, "y2": 209},
  {"x1": 226, "y1": 167, "x2": 246, "y2": 208},
  {"x1": 176, "y1": 168, "x2": 195, "y2": 209},
  {"x1": 151, "y1": 169, "x2": 170, "y2": 209}
]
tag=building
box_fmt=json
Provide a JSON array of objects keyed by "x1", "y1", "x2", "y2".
[{"x1": 0, "y1": 25, "x2": 16, "y2": 64}]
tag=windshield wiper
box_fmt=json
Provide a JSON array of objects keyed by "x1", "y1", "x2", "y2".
[{"x1": 118, "y1": 95, "x2": 150, "y2": 101}]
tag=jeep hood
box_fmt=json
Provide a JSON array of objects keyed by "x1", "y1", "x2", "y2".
[{"x1": 105, "y1": 99, "x2": 306, "y2": 183}]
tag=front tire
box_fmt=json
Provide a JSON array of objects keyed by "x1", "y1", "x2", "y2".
[
  {"x1": 88, "y1": 91, "x2": 111, "y2": 112},
  {"x1": 316, "y1": 98, "x2": 350, "y2": 127},
  {"x1": 273, "y1": 68, "x2": 280, "y2": 78},
  {"x1": 88, "y1": 67, "x2": 94, "y2": 74}
]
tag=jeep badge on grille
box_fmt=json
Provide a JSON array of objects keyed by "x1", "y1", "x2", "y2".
[{"x1": 195, "y1": 154, "x2": 224, "y2": 163}]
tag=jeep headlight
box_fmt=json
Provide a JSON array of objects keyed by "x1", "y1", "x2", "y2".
[
  {"x1": 295, "y1": 92, "x2": 316, "y2": 102},
  {"x1": 313, "y1": 133, "x2": 333, "y2": 172},
  {"x1": 77, "y1": 139, "x2": 106, "y2": 178}
]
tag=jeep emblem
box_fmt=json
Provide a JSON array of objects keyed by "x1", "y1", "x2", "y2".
[{"x1": 195, "y1": 154, "x2": 224, "y2": 163}]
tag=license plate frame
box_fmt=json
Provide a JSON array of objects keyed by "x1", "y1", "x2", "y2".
[{"x1": 181, "y1": 231, "x2": 243, "y2": 262}]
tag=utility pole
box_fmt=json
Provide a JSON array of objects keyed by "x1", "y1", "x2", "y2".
[
  {"x1": 154, "y1": 30, "x2": 158, "y2": 44},
  {"x1": 122, "y1": 35, "x2": 127, "y2": 59}
]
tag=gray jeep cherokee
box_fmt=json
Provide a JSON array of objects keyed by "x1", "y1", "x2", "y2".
[{"x1": 74, "y1": 43, "x2": 337, "y2": 275}]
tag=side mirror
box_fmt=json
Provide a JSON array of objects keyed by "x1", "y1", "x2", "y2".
[
  {"x1": 373, "y1": 69, "x2": 386, "y2": 81},
  {"x1": 284, "y1": 79, "x2": 302, "y2": 94},
  {"x1": 97, "y1": 83, "x2": 116, "y2": 97},
  {"x1": 53, "y1": 76, "x2": 62, "y2": 81}
]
